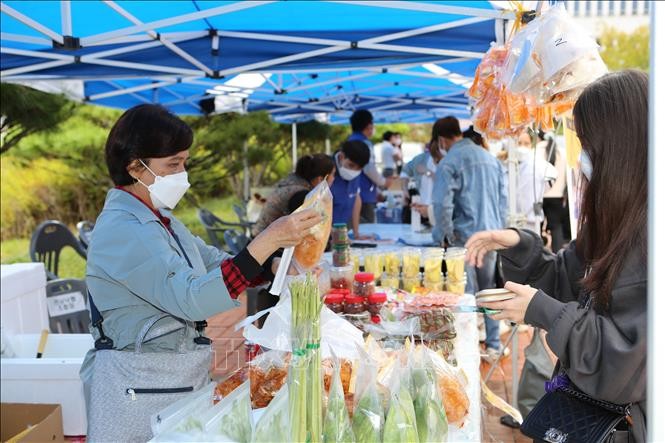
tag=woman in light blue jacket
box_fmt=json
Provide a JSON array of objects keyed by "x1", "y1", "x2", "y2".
[{"x1": 81, "y1": 104, "x2": 319, "y2": 440}]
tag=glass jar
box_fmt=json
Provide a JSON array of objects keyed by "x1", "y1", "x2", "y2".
[
  {"x1": 380, "y1": 272, "x2": 400, "y2": 289},
  {"x1": 446, "y1": 273, "x2": 467, "y2": 295},
  {"x1": 363, "y1": 252, "x2": 384, "y2": 281},
  {"x1": 344, "y1": 295, "x2": 366, "y2": 314},
  {"x1": 367, "y1": 292, "x2": 387, "y2": 315},
  {"x1": 343, "y1": 311, "x2": 370, "y2": 332},
  {"x1": 384, "y1": 250, "x2": 401, "y2": 275},
  {"x1": 324, "y1": 292, "x2": 345, "y2": 314},
  {"x1": 353, "y1": 272, "x2": 376, "y2": 298},
  {"x1": 331, "y1": 223, "x2": 349, "y2": 246},
  {"x1": 444, "y1": 247, "x2": 466, "y2": 282},
  {"x1": 423, "y1": 250, "x2": 444, "y2": 283},
  {"x1": 332, "y1": 244, "x2": 350, "y2": 267},
  {"x1": 401, "y1": 248, "x2": 421, "y2": 278},
  {"x1": 330, "y1": 265, "x2": 354, "y2": 290},
  {"x1": 402, "y1": 273, "x2": 422, "y2": 293}
]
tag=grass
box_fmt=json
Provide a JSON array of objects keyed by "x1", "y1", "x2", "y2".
[{"x1": 0, "y1": 196, "x2": 240, "y2": 280}]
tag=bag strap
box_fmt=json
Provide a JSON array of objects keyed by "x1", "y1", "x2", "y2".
[
  {"x1": 89, "y1": 291, "x2": 114, "y2": 350},
  {"x1": 134, "y1": 314, "x2": 190, "y2": 354}
]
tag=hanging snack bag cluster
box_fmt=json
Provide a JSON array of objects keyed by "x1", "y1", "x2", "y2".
[
  {"x1": 292, "y1": 180, "x2": 333, "y2": 270},
  {"x1": 470, "y1": 3, "x2": 607, "y2": 139}
]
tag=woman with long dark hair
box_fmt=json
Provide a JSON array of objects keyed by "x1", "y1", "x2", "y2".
[{"x1": 465, "y1": 70, "x2": 648, "y2": 441}]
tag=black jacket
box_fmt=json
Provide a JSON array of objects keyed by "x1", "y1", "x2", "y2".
[{"x1": 500, "y1": 229, "x2": 647, "y2": 442}]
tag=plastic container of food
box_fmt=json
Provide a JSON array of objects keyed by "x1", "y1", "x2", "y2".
[
  {"x1": 332, "y1": 244, "x2": 351, "y2": 267},
  {"x1": 363, "y1": 252, "x2": 384, "y2": 281},
  {"x1": 343, "y1": 295, "x2": 366, "y2": 314},
  {"x1": 367, "y1": 292, "x2": 387, "y2": 315},
  {"x1": 329, "y1": 265, "x2": 354, "y2": 290},
  {"x1": 446, "y1": 273, "x2": 467, "y2": 295},
  {"x1": 401, "y1": 248, "x2": 421, "y2": 278},
  {"x1": 384, "y1": 250, "x2": 401, "y2": 275},
  {"x1": 324, "y1": 292, "x2": 345, "y2": 314},
  {"x1": 402, "y1": 273, "x2": 422, "y2": 293},
  {"x1": 343, "y1": 312, "x2": 370, "y2": 332},
  {"x1": 331, "y1": 223, "x2": 349, "y2": 245},
  {"x1": 353, "y1": 273, "x2": 375, "y2": 298},
  {"x1": 444, "y1": 247, "x2": 466, "y2": 282},
  {"x1": 380, "y1": 273, "x2": 400, "y2": 289},
  {"x1": 423, "y1": 280, "x2": 445, "y2": 291},
  {"x1": 424, "y1": 250, "x2": 444, "y2": 282}
]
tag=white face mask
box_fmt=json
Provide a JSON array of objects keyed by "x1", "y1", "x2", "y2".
[
  {"x1": 137, "y1": 160, "x2": 190, "y2": 209},
  {"x1": 336, "y1": 153, "x2": 362, "y2": 181},
  {"x1": 579, "y1": 150, "x2": 593, "y2": 181}
]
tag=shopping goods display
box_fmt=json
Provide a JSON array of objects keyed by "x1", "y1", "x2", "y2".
[
  {"x1": 201, "y1": 381, "x2": 252, "y2": 442},
  {"x1": 352, "y1": 349, "x2": 384, "y2": 443},
  {"x1": 322, "y1": 351, "x2": 356, "y2": 443},
  {"x1": 293, "y1": 181, "x2": 334, "y2": 269},
  {"x1": 252, "y1": 384, "x2": 290, "y2": 443}
]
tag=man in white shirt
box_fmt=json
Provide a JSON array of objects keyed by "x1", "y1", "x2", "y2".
[{"x1": 380, "y1": 131, "x2": 400, "y2": 178}]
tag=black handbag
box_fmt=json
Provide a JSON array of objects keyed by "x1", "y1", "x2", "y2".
[{"x1": 520, "y1": 373, "x2": 631, "y2": 443}]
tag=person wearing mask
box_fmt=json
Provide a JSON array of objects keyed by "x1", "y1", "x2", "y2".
[
  {"x1": 516, "y1": 130, "x2": 558, "y2": 235},
  {"x1": 467, "y1": 70, "x2": 647, "y2": 442},
  {"x1": 347, "y1": 109, "x2": 390, "y2": 223},
  {"x1": 81, "y1": 105, "x2": 321, "y2": 441},
  {"x1": 539, "y1": 131, "x2": 569, "y2": 251},
  {"x1": 252, "y1": 153, "x2": 335, "y2": 237},
  {"x1": 331, "y1": 140, "x2": 372, "y2": 239},
  {"x1": 393, "y1": 131, "x2": 404, "y2": 175},
  {"x1": 431, "y1": 116, "x2": 507, "y2": 359},
  {"x1": 380, "y1": 131, "x2": 400, "y2": 178}
]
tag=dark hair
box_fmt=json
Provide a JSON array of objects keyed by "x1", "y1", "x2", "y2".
[
  {"x1": 432, "y1": 116, "x2": 462, "y2": 140},
  {"x1": 350, "y1": 109, "x2": 373, "y2": 133},
  {"x1": 463, "y1": 125, "x2": 487, "y2": 148},
  {"x1": 341, "y1": 140, "x2": 370, "y2": 168},
  {"x1": 105, "y1": 104, "x2": 193, "y2": 186},
  {"x1": 382, "y1": 131, "x2": 394, "y2": 142},
  {"x1": 574, "y1": 70, "x2": 648, "y2": 310},
  {"x1": 295, "y1": 153, "x2": 335, "y2": 182}
]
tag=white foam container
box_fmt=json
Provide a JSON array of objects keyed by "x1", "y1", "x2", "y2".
[
  {"x1": 1, "y1": 263, "x2": 49, "y2": 334},
  {"x1": 1, "y1": 333, "x2": 94, "y2": 436}
]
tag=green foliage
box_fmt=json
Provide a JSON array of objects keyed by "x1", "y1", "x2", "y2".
[
  {"x1": 0, "y1": 237, "x2": 86, "y2": 279},
  {"x1": 599, "y1": 25, "x2": 650, "y2": 72},
  {"x1": 1, "y1": 83, "x2": 74, "y2": 154}
]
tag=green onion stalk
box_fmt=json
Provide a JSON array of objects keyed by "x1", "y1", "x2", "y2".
[{"x1": 289, "y1": 274, "x2": 323, "y2": 443}]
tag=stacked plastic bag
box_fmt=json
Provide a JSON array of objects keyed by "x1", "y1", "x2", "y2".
[{"x1": 470, "y1": 3, "x2": 607, "y2": 139}]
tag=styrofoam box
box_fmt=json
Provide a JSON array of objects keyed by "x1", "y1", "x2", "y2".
[
  {"x1": 1, "y1": 333, "x2": 94, "y2": 436},
  {"x1": 1, "y1": 263, "x2": 49, "y2": 334}
]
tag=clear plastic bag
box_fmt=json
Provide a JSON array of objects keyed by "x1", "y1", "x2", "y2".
[
  {"x1": 149, "y1": 382, "x2": 216, "y2": 441},
  {"x1": 352, "y1": 347, "x2": 384, "y2": 443},
  {"x1": 423, "y1": 346, "x2": 470, "y2": 426},
  {"x1": 382, "y1": 360, "x2": 418, "y2": 443},
  {"x1": 293, "y1": 180, "x2": 334, "y2": 270},
  {"x1": 323, "y1": 350, "x2": 356, "y2": 443},
  {"x1": 201, "y1": 381, "x2": 252, "y2": 443},
  {"x1": 252, "y1": 384, "x2": 290, "y2": 443},
  {"x1": 409, "y1": 347, "x2": 448, "y2": 442}
]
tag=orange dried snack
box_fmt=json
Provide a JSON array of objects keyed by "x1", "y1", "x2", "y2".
[{"x1": 439, "y1": 372, "x2": 470, "y2": 425}]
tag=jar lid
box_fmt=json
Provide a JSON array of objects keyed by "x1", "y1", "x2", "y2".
[
  {"x1": 444, "y1": 247, "x2": 466, "y2": 259},
  {"x1": 368, "y1": 292, "x2": 387, "y2": 303},
  {"x1": 325, "y1": 293, "x2": 345, "y2": 303},
  {"x1": 332, "y1": 223, "x2": 348, "y2": 229},
  {"x1": 330, "y1": 265, "x2": 353, "y2": 273},
  {"x1": 354, "y1": 272, "x2": 375, "y2": 283},
  {"x1": 345, "y1": 295, "x2": 365, "y2": 303}
]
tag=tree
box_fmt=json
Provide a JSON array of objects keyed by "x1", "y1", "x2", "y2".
[
  {"x1": 598, "y1": 25, "x2": 649, "y2": 72},
  {"x1": 0, "y1": 83, "x2": 74, "y2": 154}
]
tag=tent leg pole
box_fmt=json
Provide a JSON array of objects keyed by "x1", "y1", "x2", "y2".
[
  {"x1": 325, "y1": 138, "x2": 331, "y2": 155},
  {"x1": 292, "y1": 123, "x2": 298, "y2": 171},
  {"x1": 243, "y1": 140, "x2": 250, "y2": 202}
]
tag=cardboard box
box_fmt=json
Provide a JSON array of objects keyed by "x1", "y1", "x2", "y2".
[{"x1": 1, "y1": 403, "x2": 64, "y2": 442}]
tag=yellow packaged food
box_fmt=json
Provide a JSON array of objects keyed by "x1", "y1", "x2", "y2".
[{"x1": 401, "y1": 248, "x2": 421, "y2": 278}]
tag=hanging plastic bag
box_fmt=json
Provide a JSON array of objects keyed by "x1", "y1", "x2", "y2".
[
  {"x1": 410, "y1": 346, "x2": 448, "y2": 442},
  {"x1": 293, "y1": 179, "x2": 334, "y2": 270},
  {"x1": 323, "y1": 350, "x2": 356, "y2": 443},
  {"x1": 352, "y1": 346, "x2": 384, "y2": 443},
  {"x1": 252, "y1": 384, "x2": 290, "y2": 443},
  {"x1": 422, "y1": 346, "x2": 470, "y2": 426},
  {"x1": 382, "y1": 360, "x2": 418, "y2": 443},
  {"x1": 200, "y1": 381, "x2": 252, "y2": 443},
  {"x1": 149, "y1": 382, "x2": 216, "y2": 441}
]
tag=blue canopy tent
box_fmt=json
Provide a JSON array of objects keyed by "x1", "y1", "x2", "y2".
[{"x1": 1, "y1": 0, "x2": 515, "y2": 121}]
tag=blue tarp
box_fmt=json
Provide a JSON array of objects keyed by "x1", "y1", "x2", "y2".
[{"x1": 1, "y1": 1, "x2": 511, "y2": 122}]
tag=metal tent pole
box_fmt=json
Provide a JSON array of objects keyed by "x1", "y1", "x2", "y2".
[
  {"x1": 292, "y1": 123, "x2": 298, "y2": 171},
  {"x1": 325, "y1": 138, "x2": 331, "y2": 155},
  {"x1": 243, "y1": 141, "x2": 250, "y2": 202}
]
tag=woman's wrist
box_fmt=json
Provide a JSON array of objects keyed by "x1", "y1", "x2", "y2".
[{"x1": 246, "y1": 232, "x2": 277, "y2": 265}]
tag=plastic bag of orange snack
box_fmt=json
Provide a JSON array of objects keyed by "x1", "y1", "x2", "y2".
[{"x1": 292, "y1": 179, "x2": 333, "y2": 269}]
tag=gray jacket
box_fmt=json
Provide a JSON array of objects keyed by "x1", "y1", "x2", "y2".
[{"x1": 500, "y1": 229, "x2": 647, "y2": 442}]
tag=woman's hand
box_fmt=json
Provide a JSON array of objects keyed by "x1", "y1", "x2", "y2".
[
  {"x1": 465, "y1": 229, "x2": 520, "y2": 268},
  {"x1": 478, "y1": 281, "x2": 537, "y2": 324},
  {"x1": 248, "y1": 209, "x2": 321, "y2": 264}
]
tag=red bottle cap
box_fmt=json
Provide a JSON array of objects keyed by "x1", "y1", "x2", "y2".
[
  {"x1": 354, "y1": 272, "x2": 375, "y2": 283},
  {"x1": 324, "y1": 293, "x2": 345, "y2": 304},
  {"x1": 368, "y1": 293, "x2": 387, "y2": 303},
  {"x1": 344, "y1": 295, "x2": 365, "y2": 304}
]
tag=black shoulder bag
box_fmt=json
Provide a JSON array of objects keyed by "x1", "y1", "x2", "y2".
[{"x1": 520, "y1": 293, "x2": 632, "y2": 443}]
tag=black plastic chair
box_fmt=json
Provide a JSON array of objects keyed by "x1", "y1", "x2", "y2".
[
  {"x1": 197, "y1": 208, "x2": 245, "y2": 250},
  {"x1": 233, "y1": 204, "x2": 256, "y2": 236},
  {"x1": 224, "y1": 229, "x2": 250, "y2": 255},
  {"x1": 29, "y1": 220, "x2": 87, "y2": 280},
  {"x1": 46, "y1": 278, "x2": 90, "y2": 334},
  {"x1": 76, "y1": 220, "x2": 94, "y2": 250}
]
